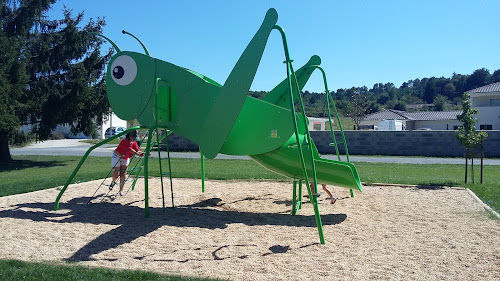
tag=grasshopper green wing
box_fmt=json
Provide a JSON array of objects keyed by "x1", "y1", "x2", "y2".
[{"x1": 198, "y1": 8, "x2": 278, "y2": 159}]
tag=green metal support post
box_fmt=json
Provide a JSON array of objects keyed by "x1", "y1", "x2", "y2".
[
  {"x1": 165, "y1": 132, "x2": 174, "y2": 208},
  {"x1": 274, "y1": 25, "x2": 325, "y2": 244},
  {"x1": 201, "y1": 153, "x2": 205, "y2": 193},
  {"x1": 292, "y1": 179, "x2": 302, "y2": 215},
  {"x1": 292, "y1": 180, "x2": 297, "y2": 215},
  {"x1": 298, "y1": 180, "x2": 303, "y2": 210},
  {"x1": 143, "y1": 128, "x2": 155, "y2": 217},
  {"x1": 312, "y1": 65, "x2": 355, "y2": 198},
  {"x1": 156, "y1": 128, "x2": 166, "y2": 211}
]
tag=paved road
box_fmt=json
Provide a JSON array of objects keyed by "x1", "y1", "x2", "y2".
[
  {"x1": 9, "y1": 139, "x2": 248, "y2": 160},
  {"x1": 10, "y1": 139, "x2": 500, "y2": 165}
]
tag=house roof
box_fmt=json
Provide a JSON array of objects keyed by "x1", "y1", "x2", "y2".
[
  {"x1": 468, "y1": 82, "x2": 500, "y2": 94},
  {"x1": 404, "y1": 110, "x2": 462, "y2": 121},
  {"x1": 363, "y1": 109, "x2": 412, "y2": 121},
  {"x1": 364, "y1": 109, "x2": 462, "y2": 121}
]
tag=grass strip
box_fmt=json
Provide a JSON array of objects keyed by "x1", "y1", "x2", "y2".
[{"x1": 0, "y1": 259, "x2": 223, "y2": 281}]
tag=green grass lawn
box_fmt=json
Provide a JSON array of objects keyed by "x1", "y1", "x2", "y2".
[
  {"x1": 0, "y1": 155, "x2": 498, "y2": 280},
  {"x1": 0, "y1": 259, "x2": 222, "y2": 281},
  {"x1": 0, "y1": 155, "x2": 286, "y2": 197},
  {"x1": 1, "y1": 155, "x2": 498, "y2": 212}
]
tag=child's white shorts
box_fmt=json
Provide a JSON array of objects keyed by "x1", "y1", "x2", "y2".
[{"x1": 111, "y1": 152, "x2": 130, "y2": 168}]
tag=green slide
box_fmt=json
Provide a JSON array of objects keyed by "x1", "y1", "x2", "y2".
[{"x1": 250, "y1": 134, "x2": 362, "y2": 191}]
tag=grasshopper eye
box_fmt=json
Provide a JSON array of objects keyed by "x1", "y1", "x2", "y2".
[{"x1": 110, "y1": 55, "x2": 137, "y2": 86}]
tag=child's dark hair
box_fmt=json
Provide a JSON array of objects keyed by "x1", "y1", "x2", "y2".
[{"x1": 125, "y1": 130, "x2": 137, "y2": 140}]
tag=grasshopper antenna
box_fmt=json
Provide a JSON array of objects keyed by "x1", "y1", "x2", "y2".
[
  {"x1": 88, "y1": 32, "x2": 122, "y2": 54},
  {"x1": 122, "y1": 30, "x2": 151, "y2": 56}
]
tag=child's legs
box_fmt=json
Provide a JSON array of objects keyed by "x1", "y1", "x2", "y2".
[
  {"x1": 309, "y1": 183, "x2": 316, "y2": 193},
  {"x1": 112, "y1": 168, "x2": 120, "y2": 182},
  {"x1": 309, "y1": 182, "x2": 323, "y2": 195},
  {"x1": 111, "y1": 153, "x2": 121, "y2": 182},
  {"x1": 119, "y1": 158, "x2": 130, "y2": 190},
  {"x1": 321, "y1": 184, "x2": 334, "y2": 198},
  {"x1": 119, "y1": 165, "x2": 127, "y2": 188}
]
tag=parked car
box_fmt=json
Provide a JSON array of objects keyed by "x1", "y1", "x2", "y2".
[{"x1": 104, "y1": 126, "x2": 126, "y2": 138}]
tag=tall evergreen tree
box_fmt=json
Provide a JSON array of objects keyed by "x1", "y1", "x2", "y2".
[{"x1": 0, "y1": 0, "x2": 111, "y2": 162}]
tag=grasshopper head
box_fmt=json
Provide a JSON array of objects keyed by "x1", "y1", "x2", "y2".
[{"x1": 106, "y1": 51, "x2": 155, "y2": 121}]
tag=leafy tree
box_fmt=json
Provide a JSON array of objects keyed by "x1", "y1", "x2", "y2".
[
  {"x1": 443, "y1": 82, "x2": 456, "y2": 98},
  {"x1": 491, "y1": 69, "x2": 500, "y2": 83},
  {"x1": 392, "y1": 100, "x2": 407, "y2": 111},
  {"x1": 343, "y1": 88, "x2": 372, "y2": 130},
  {"x1": 451, "y1": 72, "x2": 468, "y2": 96},
  {"x1": 400, "y1": 94, "x2": 424, "y2": 106},
  {"x1": 423, "y1": 77, "x2": 438, "y2": 103},
  {"x1": 455, "y1": 92, "x2": 487, "y2": 183},
  {"x1": 0, "y1": 0, "x2": 111, "y2": 162},
  {"x1": 433, "y1": 94, "x2": 449, "y2": 111},
  {"x1": 376, "y1": 93, "x2": 390, "y2": 105},
  {"x1": 249, "y1": 90, "x2": 267, "y2": 99},
  {"x1": 465, "y1": 68, "x2": 490, "y2": 91}
]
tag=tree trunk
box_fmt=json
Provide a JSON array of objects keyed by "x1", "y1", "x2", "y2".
[
  {"x1": 481, "y1": 136, "x2": 484, "y2": 184},
  {"x1": 464, "y1": 151, "x2": 468, "y2": 184},
  {"x1": 0, "y1": 132, "x2": 13, "y2": 163},
  {"x1": 471, "y1": 157, "x2": 474, "y2": 183}
]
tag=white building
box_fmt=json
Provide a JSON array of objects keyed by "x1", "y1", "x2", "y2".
[
  {"x1": 307, "y1": 117, "x2": 332, "y2": 131},
  {"x1": 468, "y1": 82, "x2": 500, "y2": 130}
]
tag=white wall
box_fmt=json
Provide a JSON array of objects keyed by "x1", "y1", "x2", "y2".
[
  {"x1": 473, "y1": 106, "x2": 500, "y2": 130},
  {"x1": 470, "y1": 92, "x2": 500, "y2": 130},
  {"x1": 414, "y1": 120, "x2": 462, "y2": 130},
  {"x1": 307, "y1": 117, "x2": 331, "y2": 131}
]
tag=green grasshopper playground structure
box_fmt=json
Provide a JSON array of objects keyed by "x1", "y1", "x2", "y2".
[{"x1": 54, "y1": 8, "x2": 362, "y2": 244}]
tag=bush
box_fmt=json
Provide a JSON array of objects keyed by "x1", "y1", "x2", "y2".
[
  {"x1": 8, "y1": 130, "x2": 34, "y2": 146},
  {"x1": 49, "y1": 131, "x2": 65, "y2": 140}
]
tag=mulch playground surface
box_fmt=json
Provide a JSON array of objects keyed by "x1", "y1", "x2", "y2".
[{"x1": 0, "y1": 178, "x2": 499, "y2": 280}]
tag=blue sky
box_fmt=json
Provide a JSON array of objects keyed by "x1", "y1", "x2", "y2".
[{"x1": 47, "y1": 0, "x2": 500, "y2": 93}]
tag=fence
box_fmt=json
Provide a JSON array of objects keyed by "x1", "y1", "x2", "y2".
[{"x1": 166, "y1": 130, "x2": 500, "y2": 158}]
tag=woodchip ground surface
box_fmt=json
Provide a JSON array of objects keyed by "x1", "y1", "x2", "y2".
[{"x1": 0, "y1": 178, "x2": 499, "y2": 280}]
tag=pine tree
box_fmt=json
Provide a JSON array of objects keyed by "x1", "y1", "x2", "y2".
[{"x1": 0, "y1": 0, "x2": 111, "y2": 162}]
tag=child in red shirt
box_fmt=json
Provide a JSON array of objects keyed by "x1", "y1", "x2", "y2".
[{"x1": 110, "y1": 131, "x2": 145, "y2": 195}]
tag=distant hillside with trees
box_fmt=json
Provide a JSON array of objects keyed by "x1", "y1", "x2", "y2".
[{"x1": 250, "y1": 67, "x2": 500, "y2": 118}]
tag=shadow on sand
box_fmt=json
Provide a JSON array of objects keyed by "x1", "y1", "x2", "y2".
[{"x1": 0, "y1": 196, "x2": 347, "y2": 262}]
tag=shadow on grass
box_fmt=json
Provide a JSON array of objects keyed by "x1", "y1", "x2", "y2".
[
  {"x1": 0, "y1": 197, "x2": 346, "y2": 262},
  {"x1": 0, "y1": 159, "x2": 67, "y2": 172}
]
